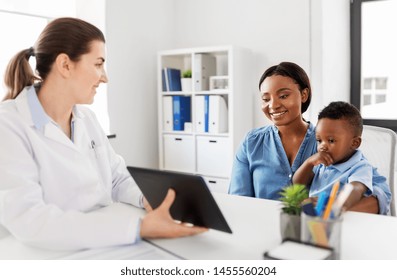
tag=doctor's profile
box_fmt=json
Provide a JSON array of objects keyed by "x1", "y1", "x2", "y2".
[{"x1": 0, "y1": 17, "x2": 207, "y2": 250}]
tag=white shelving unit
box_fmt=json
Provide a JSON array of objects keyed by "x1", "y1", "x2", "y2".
[{"x1": 157, "y1": 46, "x2": 252, "y2": 193}]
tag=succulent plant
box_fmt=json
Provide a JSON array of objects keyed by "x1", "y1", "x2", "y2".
[
  {"x1": 279, "y1": 184, "x2": 309, "y2": 215},
  {"x1": 182, "y1": 69, "x2": 192, "y2": 78}
]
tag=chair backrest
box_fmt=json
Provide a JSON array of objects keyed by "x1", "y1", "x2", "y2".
[
  {"x1": 360, "y1": 125, "x2": 396, "y2": 216},
  {"x1": 0, "y1": 224, "x2": 10, "y2": 239}
]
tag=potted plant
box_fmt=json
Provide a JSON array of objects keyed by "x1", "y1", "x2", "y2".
[
  {"x1": 279, "y1": 184, "x2": 309, "y2": 240},
  {"x1": 181, "y1": 69, "x2": 192, "y2": 92}
]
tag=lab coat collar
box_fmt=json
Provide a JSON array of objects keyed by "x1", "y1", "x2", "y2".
[
  {"x1": 26, "y1": 85, "x2": 85, "y2": 126},
  {"x1": 26, "y1": 85, "x2": 51, "y2": 131},
  {"x1": 14, "y1": 87, "x2": 35, "y2": 127},
  {"x1": 15, "y1": 86, "x2": 83, "y2": 152},
  {"x1": 70, "y1": 106, "x2": 88, "y2": 148}
]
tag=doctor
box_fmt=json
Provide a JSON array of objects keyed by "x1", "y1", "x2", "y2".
[{"x1": 0, "y1": 17, "x2": 206, "y2": 250}]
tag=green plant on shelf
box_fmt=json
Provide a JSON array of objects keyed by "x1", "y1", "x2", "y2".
[
  {"x1": 279, "y1": 184, "x2": 309, "y2": 215},
  {"x1": 182, "y1": 69, "x2": 192, "y2": 78}
]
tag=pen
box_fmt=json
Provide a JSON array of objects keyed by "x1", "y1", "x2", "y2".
[
  {"x1": 332, "y1": 183, "x2": 354, "y2": 217},
  {"x1": 322, "y1": 181, "x2": 340, "y2": 220},
  {"x1": 91, "y1": 140, "x2": 97, "y2": 158},
  {"x1": 315, "y1": 192, "x2": 327, "y2": 216}
]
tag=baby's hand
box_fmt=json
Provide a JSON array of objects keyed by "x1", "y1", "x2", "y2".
[
  {"x1": 308, "y1": 151, "x2": 334, "y2": 167},
  {"x1": 306, "y1": 196, "x2": 318, "y2": 207}
]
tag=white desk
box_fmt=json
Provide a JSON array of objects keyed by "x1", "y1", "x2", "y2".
[
  {"x1": 0, "y1": 235, "x2": 178, "y2": 260},
  {"x1": 149, "y1": 193, "x2": 397, "y2": 260},
  {"x1": 0, "y1": 209, "x2": 177, "y2": 260},
  {"x1": 148, "y1": 193, "x2": 282, "y2": 259},
  {"x1": 1, "y1": 192, "x2": 397, "y2": 259}
]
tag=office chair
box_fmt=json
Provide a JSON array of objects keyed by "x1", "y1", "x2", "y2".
[
  {"x1": 0, "y1": 225, "x2": 9, "y2": 239},
  {"x1": 360, "y1": 125, "x2": 397, "y2": 216}
]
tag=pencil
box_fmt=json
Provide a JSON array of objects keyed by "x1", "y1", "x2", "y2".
[{"x1": 322, "y1": 181, "x2": 340, "y2": 220}]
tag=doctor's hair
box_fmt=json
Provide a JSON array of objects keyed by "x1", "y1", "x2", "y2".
[
  {"x1": 318, "y1": 101, "x2": 363, "y2": 136},
  {"x1": 3, "y1": 17, "x2": 105, "y2": 101},
  {"x1": 258, "y1": 62, "x2": 312, "y2": 113}
]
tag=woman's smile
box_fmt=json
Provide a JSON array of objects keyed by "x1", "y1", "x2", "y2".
[{"x1": 270, "y1": 110, "x2": 287, "y2": 119}]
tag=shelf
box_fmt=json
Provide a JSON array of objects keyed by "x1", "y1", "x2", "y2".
[
  {"x1": 161, "y1": 91, "x2": 193, "y2": 96},
  {"x1": 195, "y1": 90, "x2": 229, "y2": 95},
  {"x1": 162, "y1": 131, "x2": 194, "y2": 136},
  {"x1": 158, "y1": 46, "x2": 252, "y2": 190},
  {"x1": 195, "y1": 132, "x2": 229, "y2": 137},
  {"x1": 162, "y1": 131, "x2": 229, "y2": 137},
  {"x1": 162, "y1": 91, "x2": 229, "y2": 96}
]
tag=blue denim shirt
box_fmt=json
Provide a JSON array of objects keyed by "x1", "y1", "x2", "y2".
[
  {"x1": 229, "y1": 123, "x2": 317, "y2": 200},
  {"x1": 229, "y1": 123, "x2": 391, "y2": 214}
]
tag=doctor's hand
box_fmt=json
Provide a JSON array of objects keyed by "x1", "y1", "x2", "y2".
[
  {"x1": 142, "y1": 197, "x2": 153, "y2": 212},
  {"x1": 140, "y1": 189, "x2": 208, "y2": 239}
]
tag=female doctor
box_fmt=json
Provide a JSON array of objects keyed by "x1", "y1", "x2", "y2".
[{"x1": 0, "y1": 17, "x2": 206, "y2": 250}]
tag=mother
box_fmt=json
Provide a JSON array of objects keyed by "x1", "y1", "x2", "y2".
[{"x1": 229, "y1": 62, "x2": 390, "y2": 214}]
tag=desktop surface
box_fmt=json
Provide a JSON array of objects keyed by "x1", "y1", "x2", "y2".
[
  {"x1": 148, "y1": 192, "x2": 397, "y2": 260},
  {"x1": 147, "y1": 193, "x2": 282, "y2": 259},
  {"x1": 1, "y1": 192, "x2": 397, "y2": 259}
]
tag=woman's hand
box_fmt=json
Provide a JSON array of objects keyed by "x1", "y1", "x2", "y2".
[{"x1": 140, "y1": 189, "x2": 208, "y2": 239}]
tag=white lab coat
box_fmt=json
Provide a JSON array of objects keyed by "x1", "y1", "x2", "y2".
[{"x1": 0, "y1": 86, "x2": 143, "y2": 250}]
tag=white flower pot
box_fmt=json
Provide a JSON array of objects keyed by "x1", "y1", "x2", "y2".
[
  {"x1": 181, "y1": 78, "x2": 192, "y2": 92},
  {"x1": 280, "y1": 212, "x2": 301, "y2": 241}
]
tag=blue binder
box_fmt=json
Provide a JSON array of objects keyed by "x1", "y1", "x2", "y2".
[
  {"x1": 165, "y1": 68, "x2": 182, "y2": 91},
  {"x1": 161, "y1": 69, "x2": 167, "y2": 91},
  {"x1": 204, "y1": 95, "x2": 209, "y2": 132},
  {"x1": 173, "y1": 96, "x2": 191, "y2": 131}
]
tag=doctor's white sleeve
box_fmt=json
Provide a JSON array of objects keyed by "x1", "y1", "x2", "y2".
[{"x1": 106, "y1": 142, "x2": 144, "y2": 208}]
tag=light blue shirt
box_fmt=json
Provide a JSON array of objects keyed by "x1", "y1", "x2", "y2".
[
  {"x1": 309, "y1": 149, "x2": 390, "y2": 214},
  {"x1": 229, "y1": 123, "x2": 317, "y2": 200},
  {"x1": 310, "y1": 150, "x2": 373, "y2": 197},
  {"x1": 229, "y1": 123, "x2": 391, "y2": 214},
  {"x1": 26, "y1": 85, "x2": 76, "y2": 142},
  {"x1": 26, "y1": 85, "x2": 50, "y2": 131}
]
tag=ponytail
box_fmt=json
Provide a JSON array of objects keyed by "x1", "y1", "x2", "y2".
[
  {"x1": 3, "y1": 48, "x2": 40, "y2": 101},
  {"x1": 3, "y1": 18, "x2": 105, "y2": 101}
]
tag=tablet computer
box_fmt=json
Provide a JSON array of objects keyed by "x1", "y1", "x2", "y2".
[{"x1": 127, "y1": 166, "x2": 232, "y2": 233}]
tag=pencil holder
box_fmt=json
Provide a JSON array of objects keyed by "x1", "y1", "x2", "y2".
[{"x1": 300, "y1": 213, "x2": 343, "y2": 259}]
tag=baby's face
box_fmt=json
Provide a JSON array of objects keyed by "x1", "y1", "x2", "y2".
[{"x1": 315, "y1": 118, "x2": 360, "y2": 164}]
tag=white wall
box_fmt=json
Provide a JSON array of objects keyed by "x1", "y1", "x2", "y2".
[
  {"x1": 309, "y1": 0, "x2": 350, "y2": 123},
  {"x1": 106, "y1": 0, "x2": 176, "y2": 167},
  {"x1": 172, "y1": 0, "x2": 311, "y2": 128},
  {"x1": 105, "y1": 0, "x2": 350, "y2": 167},
  {"x1": 0, "y1": 0, "x2": 76, "y2": 17},
  {"x1": 75, "y1": 0, "x2": 111, "y2": 134}
]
